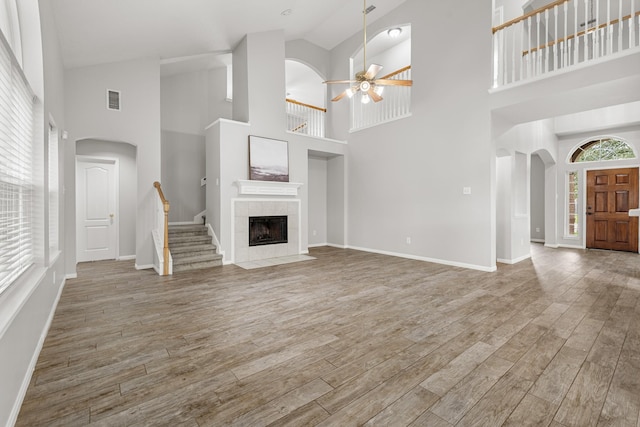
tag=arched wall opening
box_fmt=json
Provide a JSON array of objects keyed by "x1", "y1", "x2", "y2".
[{"x1": 285, "y1": 59, "x2": 326, "y2": 109}]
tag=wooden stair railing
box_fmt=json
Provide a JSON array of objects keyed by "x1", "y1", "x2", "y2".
[
  {"x1": 285, "y1": 98, "x2": 327, "y2": 113},
  {"x1": 380, "y1": 65, "x2": 411, "y2": 80},
  {"x1": 153, "y1": 181, "x2": 170, "y2": 276}
]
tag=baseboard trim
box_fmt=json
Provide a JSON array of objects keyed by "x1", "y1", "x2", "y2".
[
  {"x1": 326, "y1": 243, "x2": 347, "y2": 249},
  {"x1": 347, "y1": 245, "x2": 497, "y2": 272},
  {"x1": 530, "y1": 239, "x2": 545, "y2": 243},
  {"x1": 557, "y1": 244, "x2": 584, "y2": 250},
  {"x1": 8, "y1": 276, "x2": 66, "y2": 427},
  {"x1": 497, "y1": 253, "x2": 531, "y2": 265},
  {"x1": 135, "y1": 264, "x2": 154, "y2": 271},
  {"x1": 117, "y1": 255, "x2": 136, "y2": 261},
  {"x1": 307, "y1": 243, "x2": 328, "y2": 248}
]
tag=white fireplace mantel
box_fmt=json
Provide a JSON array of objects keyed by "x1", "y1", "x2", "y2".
[{"x1": 235, "y1": 180, "x2": 303, "y2": 196}]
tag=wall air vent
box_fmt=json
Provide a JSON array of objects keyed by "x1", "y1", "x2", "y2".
[
  {"x1": 107, "y1": 89, "x2": 121, "y2": 111},
  {"x1": 365, "y1": 5, "x2": 376, "y2": 14}
]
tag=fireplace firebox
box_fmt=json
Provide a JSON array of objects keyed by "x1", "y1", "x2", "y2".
[{"x1": 249, "y1": 216, "x2": 288, "y2": 246}]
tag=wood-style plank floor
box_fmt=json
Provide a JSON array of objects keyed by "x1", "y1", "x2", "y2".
[{"x1": 16, "y1": 244, "x2": 640, "y2": 426}]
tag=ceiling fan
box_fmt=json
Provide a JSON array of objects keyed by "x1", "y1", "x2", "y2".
[{"x1": 324, "y1": 0, "x2": 413, "y2": 103}]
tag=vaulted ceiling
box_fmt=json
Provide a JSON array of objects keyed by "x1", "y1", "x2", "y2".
[{"x1": 49, "y1": 0, "x2": 407, "y2": 69}]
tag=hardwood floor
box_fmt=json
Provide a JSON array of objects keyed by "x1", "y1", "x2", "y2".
[{"x1": 16, "y1": 244, "x2": 640, "y2": 426}]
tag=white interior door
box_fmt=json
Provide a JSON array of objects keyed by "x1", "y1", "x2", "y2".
[{"x1": 76, "y1": 157, "x2": 118, "y2": 262}]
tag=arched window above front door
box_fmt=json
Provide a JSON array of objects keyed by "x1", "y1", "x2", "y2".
[{"x1": 570, "y1": 137, "x2": 635, "y2": 163}]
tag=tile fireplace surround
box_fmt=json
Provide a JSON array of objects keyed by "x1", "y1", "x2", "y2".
[{"x1": 232, "y1": 199, "x2": 300, "y2": 263}]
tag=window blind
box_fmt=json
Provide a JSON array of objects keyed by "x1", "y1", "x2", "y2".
[
  {"x1": 48, "y1": 123, "x2": 58, "y2": 255},
  {"x1": 0, "y1": 30, "x2": 35, "y2": 294}
]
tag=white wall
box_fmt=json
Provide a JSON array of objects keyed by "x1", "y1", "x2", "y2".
[
  {"x1": 161, "y1": 68, "x2": 231, "y2": 135},
  {"x1": 530, "y1": 153, "x2": 545, "y2": 241},
  {"x1": 496, "y1": 156, "x2": 512, "y2": 260},
  {"x1": 65, "y1": 58, "x2": 161, "y2": 269},
  {"x1": 327, "y1": 155, "x2": 346, "y2": 247},
  {"x1": 160, "y1": 67, "x2": 231, "y2": 223},
  {"x1": 76, "y1": 139, "x2": 137, "y2": 257},
  {"x1": 285, "y1": 39, "x2": 330, "y2": 81},
  {"x1": 0, "y1": 1, "x2": 67, "y2": 425},
  {"x1": 308, "y1": 156, "x2": 328, "y2": 245},
  {"x1": 161, "y1": 131, "x2": 206, "y2": 223},
  {"x1": 328, "y1": 0, "x2": 496, "y2": 271}
]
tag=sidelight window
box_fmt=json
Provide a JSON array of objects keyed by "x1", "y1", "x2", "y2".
[{"x1": 567, "y1": 171, "x2": 579, "y2": 237}]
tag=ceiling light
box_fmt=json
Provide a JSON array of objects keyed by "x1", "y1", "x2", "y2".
[
  {"x1": 346, "y1": 87, "x2": 355, "y2": 98},
  {"x1": 361, "y1": 93, "x2": 371, "y2": 104},
  {"x1": 374, "y1": 86, "x2": 384, "y2": 96},
  {"x1": 281, "y1": 9, "x2": 293, "y2": 16},
  {"x1": 387, "y1": 28, "x2": 402, "y2": 38}
]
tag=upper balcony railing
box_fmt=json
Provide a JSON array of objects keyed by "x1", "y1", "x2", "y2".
[
  {"x1": 351, "y1": 65, "x2": 412, "y2": 131},
  {"x1": 286, "y1": 98, "x2": 326, "y2": 138},
  {"x1": 492, "y1": 0, "x2": 640, "y2": 88}
]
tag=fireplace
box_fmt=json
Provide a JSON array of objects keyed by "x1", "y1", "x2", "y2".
[
  {"x1": 249, "y1": 216, "x2": 288, "y2": 246},
  {"x1": 233, "y1": 200, "x2": 300, "y2": 263}
]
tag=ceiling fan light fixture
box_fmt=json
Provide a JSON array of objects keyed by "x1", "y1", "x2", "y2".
[
  {"x1": 361, "y1": 93, "x2": 371, "y2": 104},
  {"x1": 346, "y1": 87, "x2": 355, "y2": 98},
  {"x1": 374, "y1": 85, "x2": 384, "y2": 96},
  {"x1": 387, "y1": 27, "x2": 402, "y2": 38},
  {"x1": 360, "y1": 81, "x2": 371, "y2": 92}
]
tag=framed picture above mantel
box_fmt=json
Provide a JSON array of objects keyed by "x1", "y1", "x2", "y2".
[{"x1": 249, "y1": 135, "x2": 289, "y2": 182}]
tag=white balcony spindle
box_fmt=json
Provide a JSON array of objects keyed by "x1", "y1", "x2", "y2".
[
  {"x1": 618, "y1": 0, "x2": 623, "y2": 52},
  {"x1": 544, "y1": 9, "x2": 550, "y2": 73},
  {"x1": 563, "y1": 1, "x2": 569, "y2": 68},
  {"x1": 511, "y1": 25, "x2": 516, "y2": 83},
  {"x1": 607, "y1": 0, "x2": 612, "y2": 55},
  {"x1": 630, "y1": 0, "x2": 636, "y2": 48},
  {"x1": 553, "y1": 5, "x2": 560, "y2": 70},
  {"x1": 574, "y1": 0, "x2": 580, "y2": 63},
  {"x1": 595, "y1": 0, "x2": 600, "y2": 58},
  {"x1": 583, "y1": 0, "x2": 589, "y2": 61}
]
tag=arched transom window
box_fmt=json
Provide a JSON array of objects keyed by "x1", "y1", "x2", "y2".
[{"x1": 570, "y1": 137, "x2": 635, "y2": 163}]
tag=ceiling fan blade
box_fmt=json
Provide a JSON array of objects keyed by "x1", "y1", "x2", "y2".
[
  {"x1": 373, "y1": 79, "x2": 413, "y2": 87},
  {"x1": 331, "y1": 85, "x2": 360, "y2": 102},
  {"x1": 324, "y1": 79, "x2": 358, "y2": 85},
  {"x1": 368, "y1": 88, "x2": 383, "y2": 103},
  {"x1": 364, "y1": 64, "x2": 383, "y2": 80},
  {"x1": 331, "y1": 91, "x2": 349, "y2": 102}
]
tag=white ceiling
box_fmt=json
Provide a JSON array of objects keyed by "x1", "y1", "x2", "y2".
[{"x1": 49, "y1": 0, "x2": 407, "y2": 70}]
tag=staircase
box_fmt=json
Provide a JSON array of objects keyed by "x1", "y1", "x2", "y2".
[{"x1": 168, "y1": 224, "x2": 222, "y2": 272}]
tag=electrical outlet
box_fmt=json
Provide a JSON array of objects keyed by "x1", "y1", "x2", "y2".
[{"x1": 406, "y1": 237, "x2": 411, "y2": 244}]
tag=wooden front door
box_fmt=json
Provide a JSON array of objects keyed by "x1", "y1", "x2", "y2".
[{"x1": 586, "y1": 167, "x2": 639, "y2": 252}]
